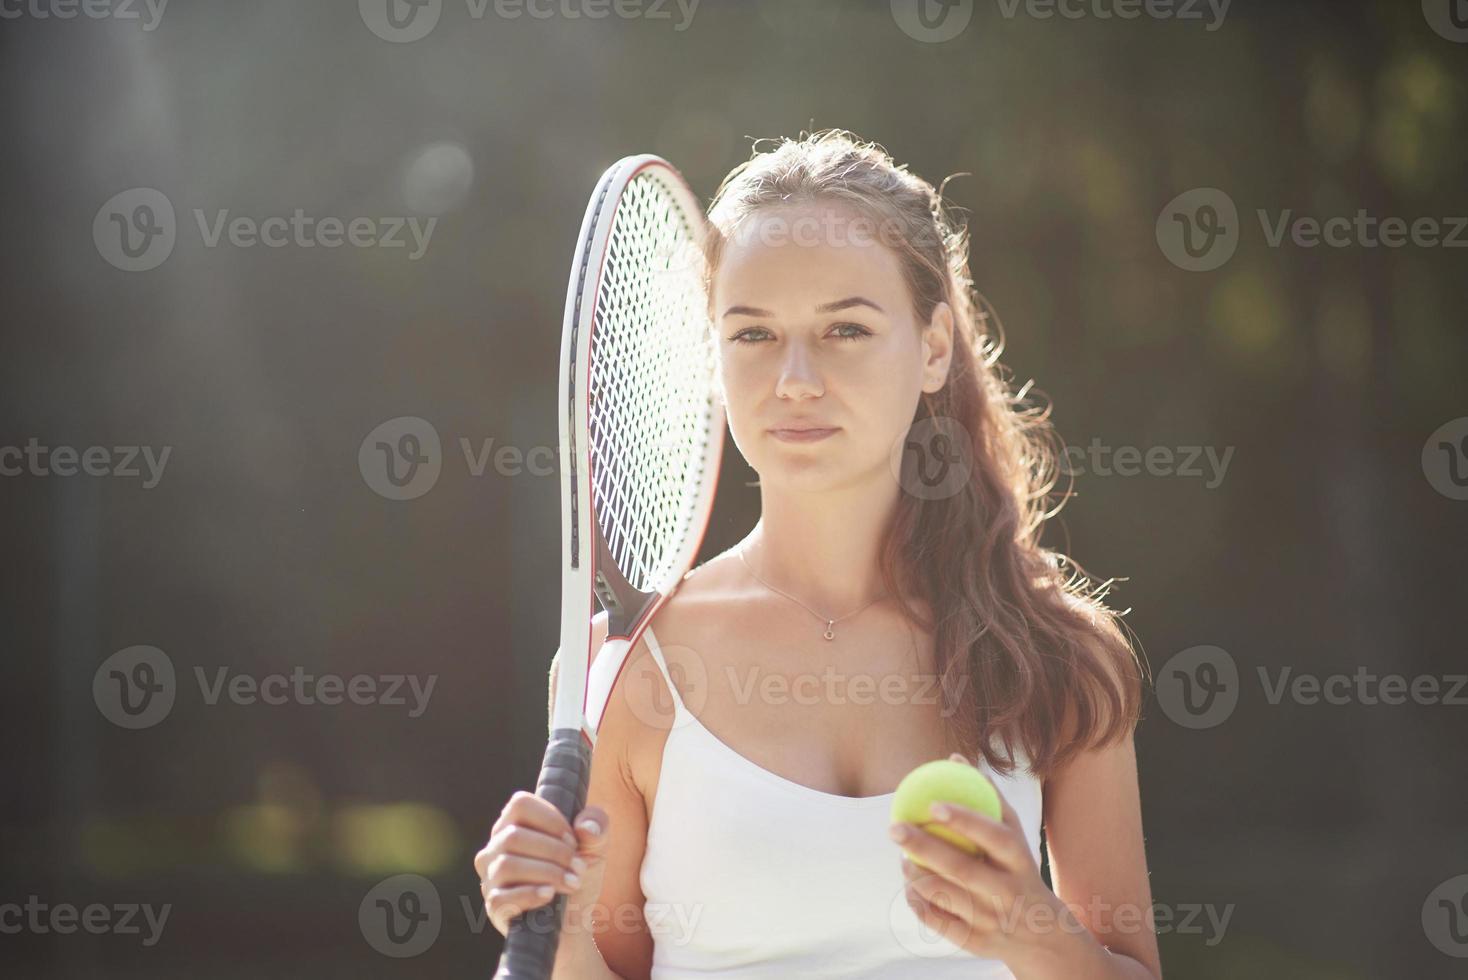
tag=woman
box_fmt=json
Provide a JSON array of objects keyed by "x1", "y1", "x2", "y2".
[{"x1": 476, "y1": 130, "x2": 1161, "y2": 979}]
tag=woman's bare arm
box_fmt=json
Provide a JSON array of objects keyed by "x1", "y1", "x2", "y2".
[
  {"x1": 1042, "y1": 732, "x2": 1164, "y2": 979},
  {"x1": 547, "y1": 618, "x2": 658, "y2": 979}
]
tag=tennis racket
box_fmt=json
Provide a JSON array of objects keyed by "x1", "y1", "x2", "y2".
[{"x1": 493, "y1": 155, "x2": 725, "y2": 978}]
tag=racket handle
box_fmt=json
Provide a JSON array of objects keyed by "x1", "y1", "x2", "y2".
[{"x1": 493, "y1": 727, "x2": 592, "y2": 980}]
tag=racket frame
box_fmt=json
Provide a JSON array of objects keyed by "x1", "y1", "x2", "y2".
[
  {"x1": 554, "y1": 154, "x2": 725, "y2": 744},
  {"x1": 495, "y1": 154, "x2": 723, "y2": 980}
]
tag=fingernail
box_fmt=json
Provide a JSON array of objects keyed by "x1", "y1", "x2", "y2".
[
  {"x1": 577, "y1": 819, "x2": 601, "y2": 836},
  {"x1": 571, "y1": 856, "x2": 587, "y2": 874},
  {"x1": 536, "y1": 885, "x2": 554, "y2": 898},
  {"x1": 563, "y1": 833, "x2": 577, "y2": 847},
  {"x1": 889, "y1": 825, "x2": 909, "y2": 842},
  {"x1": 931, "y1": 804, "x2": 951, "y2": 821},
  {"x1": 564, "y1": 871, "x2": 580, "y2": 888}
]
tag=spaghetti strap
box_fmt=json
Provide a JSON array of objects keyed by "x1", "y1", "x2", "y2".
[{"x1": 639, "y1": 626, "x2": 688, "y2": 716}]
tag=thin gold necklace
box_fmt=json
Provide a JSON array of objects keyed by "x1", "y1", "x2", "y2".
[{"x1": 737, "y1": 547, "x2": 888, "y2": 641}]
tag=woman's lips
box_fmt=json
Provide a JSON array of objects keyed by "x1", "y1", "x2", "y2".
[{"x1": 768, "y1": 426, "x2": 840, "y2": 443}]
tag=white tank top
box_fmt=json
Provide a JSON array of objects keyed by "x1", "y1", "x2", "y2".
[{"x1": 633, "y1": 626, "x2": 1046, "y2": 979}]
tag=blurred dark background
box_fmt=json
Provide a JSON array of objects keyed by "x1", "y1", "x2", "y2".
[{"x1": 2, "y1": 0, "x2": 1465, "y2": 977}]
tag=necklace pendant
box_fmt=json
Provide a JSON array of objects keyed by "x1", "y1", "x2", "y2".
[{"x1": 823, "y1": 622, "x2": 835, "y2": 641}]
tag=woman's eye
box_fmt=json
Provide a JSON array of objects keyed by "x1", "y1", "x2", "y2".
[{"x1": 727, "y1": 324, "x2": 869, "y2": 343}]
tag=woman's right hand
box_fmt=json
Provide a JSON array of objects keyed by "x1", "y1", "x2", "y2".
[{"x1": 475, "y1": 791, "x2": 611, "y2": 937}]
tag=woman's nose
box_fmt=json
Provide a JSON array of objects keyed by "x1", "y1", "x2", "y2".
[{"x1": 775, "y1": 341, "x2": 824, "y2": 400}]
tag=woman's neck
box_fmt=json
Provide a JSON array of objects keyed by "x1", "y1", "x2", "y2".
[{"x1": 742, "y1": 477, "x2": 897, "y2": 615}]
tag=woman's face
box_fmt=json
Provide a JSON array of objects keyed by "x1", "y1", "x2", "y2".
[{"x1": 711, "y1": 203, "x2": 953, "y2": 494}]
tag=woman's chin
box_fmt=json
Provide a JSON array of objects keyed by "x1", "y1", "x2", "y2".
[{"x1": 750, "y1": 458, "x2": 870, "y2": 495}]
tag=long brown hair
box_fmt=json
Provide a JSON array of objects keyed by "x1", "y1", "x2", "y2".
[{"x1": 702, "y1": 130, "x2": 1148, "y2": 779}]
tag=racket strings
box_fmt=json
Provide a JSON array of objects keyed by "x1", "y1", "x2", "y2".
[{"x1": 588, "y1": 170, "x2": 717, "y2": 594}]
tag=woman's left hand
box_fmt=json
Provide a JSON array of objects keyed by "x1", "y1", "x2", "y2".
[{"x1": 889, "y1": 753, "x2": 1075, "y2": 966}]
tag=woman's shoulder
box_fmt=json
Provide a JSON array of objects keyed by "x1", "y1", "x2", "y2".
[
  {"x1": 580, "y1": 551, "x2": 750, "y2": 715},
  {"x1": 647, "y1": 549, "x2": 753, "y2": 637},
  {"x1": 583, "y1": 552, "x2": 753, "y2": 802}
]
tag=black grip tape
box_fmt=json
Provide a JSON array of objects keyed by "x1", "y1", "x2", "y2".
[{"x1": 493, "y1": 728, "x2": 592, "y2": 980}]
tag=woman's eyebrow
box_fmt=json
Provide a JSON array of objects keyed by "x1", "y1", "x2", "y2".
[
  {"x1": 815, "y1": 296, "x2": 885, "y2": 315},
  {"x1": 721, "y1": 296, "x2": 885, "y2": 319},
  {"x1": 721, "y1": 304, "x2": 772, "y2": 319}
]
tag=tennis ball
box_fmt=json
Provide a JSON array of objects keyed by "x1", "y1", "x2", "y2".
[{"x1": 890, "y1": 759, "x2": 1001, "y2": 869}]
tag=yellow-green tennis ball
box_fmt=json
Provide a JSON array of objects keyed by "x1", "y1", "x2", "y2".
[{"x1": 890, "y1": 760, "x2": 1001, "y2": 870}]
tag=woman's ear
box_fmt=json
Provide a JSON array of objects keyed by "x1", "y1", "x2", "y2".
[{"x1": 921, "y1": 301, "x2": 955, "y2": 394}]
